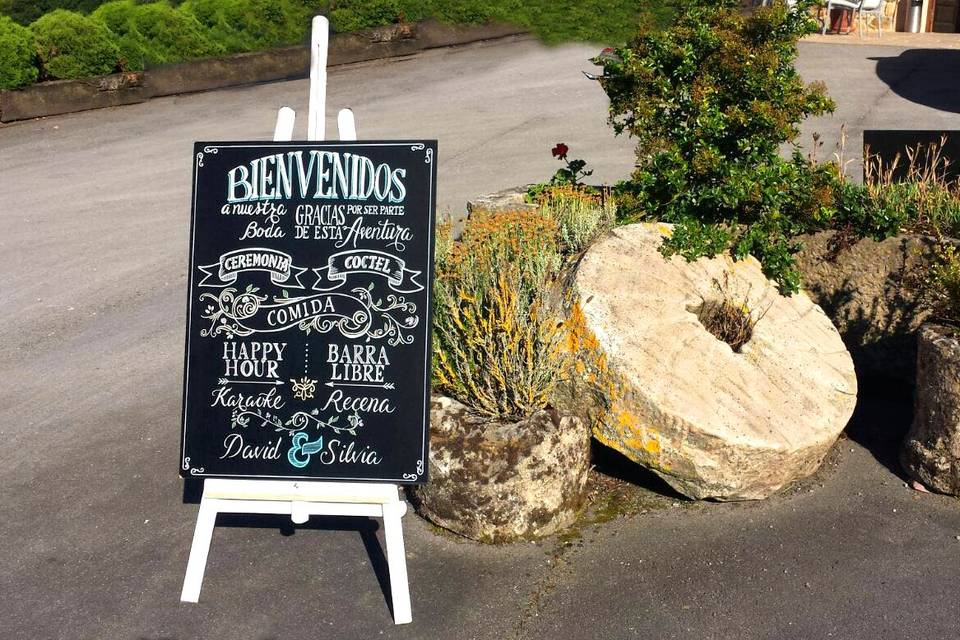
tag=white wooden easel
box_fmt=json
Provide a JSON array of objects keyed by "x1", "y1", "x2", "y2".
[{"x1": 180, "y1": 16, "x2": 412, "y2": 625}]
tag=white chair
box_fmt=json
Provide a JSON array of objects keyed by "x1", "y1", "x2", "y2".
[
  {"x1": 861, "y1": 0, "x2": 898, "y2": 37},
  {"x1": 821, "y1": 0, "x2": 885, "y2": 37}
]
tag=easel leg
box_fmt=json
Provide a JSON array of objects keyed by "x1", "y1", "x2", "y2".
[
  {"x1": 382, "y1": 502, "x2": 412, "y2": 624},
  {"x1": 180, "y1": 497, "x2": 218, "y2": 603}
]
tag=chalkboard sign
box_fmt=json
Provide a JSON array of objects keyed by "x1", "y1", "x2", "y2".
[
  {"x1": 863, "y1": 130, "x2": 960, "y2": 183},
  {"x1": 180, "y1": 141, "x2": 437, "y2": 483}
]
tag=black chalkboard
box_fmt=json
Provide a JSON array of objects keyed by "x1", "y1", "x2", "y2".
[
  {"x1": 180, "y1": 141, "x2": 437, "y2": 483},
  {"x1": 863, "y1": 130, "x2": 960, "y2": 183}
]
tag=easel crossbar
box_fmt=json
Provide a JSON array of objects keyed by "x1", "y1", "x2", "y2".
[{"x1": 202, "y1": 478, "x2": 401, "y2": 504}]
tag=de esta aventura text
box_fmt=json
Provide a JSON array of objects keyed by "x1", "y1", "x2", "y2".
[{"x1": 226, "y1": 150, "x2": 407, "y2": 204}]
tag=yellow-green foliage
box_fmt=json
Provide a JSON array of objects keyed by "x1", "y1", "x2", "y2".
[
  {"x1": 431, "y1": 188, "x2": 620, "y2": 420},
  {"x1": 434, "y1": 272, "x2": 570, "y2": 420},
  {"x1": 433, "y1": 208, "x2": 570, "y2": 420},
  {"x1": 928, "y1": 240, "x2": 960, "y2": 327},
  {"x1": 535, "y1": 186, "x2": 616, "y2": 256},
  {"x1": 439, "y1": 207, "x2": 561, "y2": 303}
]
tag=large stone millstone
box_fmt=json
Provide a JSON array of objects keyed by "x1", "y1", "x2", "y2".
[
  {"x1": 410, "y1": 396, "x2": 590, "y2": 542},
  {"x1": 795, "y1": 231, "x2": 941, "y2": 384},
  {"x1": 572, "y1": 223, "x2": 858, "y2": 501},
  {"x1": 901, "y1": 324, "x2": 960, "y2": 495}
]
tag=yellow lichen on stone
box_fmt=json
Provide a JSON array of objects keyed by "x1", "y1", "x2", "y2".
[
  {"x1": 645, "y1": 437, "x2": 661, "y2": 454},
  {"x1": 564, "y1": 296, "x2": 672, "y2": 472}
]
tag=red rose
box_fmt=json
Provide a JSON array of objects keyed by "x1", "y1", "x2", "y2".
[{"x1": 552, "y1": 143, "x2": 569, "y2": 159}]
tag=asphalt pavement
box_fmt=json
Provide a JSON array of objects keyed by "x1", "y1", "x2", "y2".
[{"x1": 1, "y1": 35, "x2": 959, "y2": 640}]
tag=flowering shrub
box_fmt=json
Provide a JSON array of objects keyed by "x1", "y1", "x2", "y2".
[
  {"x1": 432, "y1": 183, "x2": 620, "y2": 419},
  {"x1": 549, "y1": 142, "x2": 593, "y2": 188},
  {"x1": 433, "y1": 208, "x2": 569, "y2": 419},
  {"x1": 535, "y1": 185, "x2": 616, "y2": 256},
  {"x1": 927, "y1": 240, "x2": 960, "y2": 327},
  {"x1": 527, "y1": 142, "x2": 601, "y2": 205}
]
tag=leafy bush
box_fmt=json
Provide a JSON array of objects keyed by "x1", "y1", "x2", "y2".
[
  {"x1": 594, "y1": 0, "x2": 834, "y2": 293},
  {"x1": 327, "y1": 0, "x2": 401, "y2": 33},
  {"x1": 0, "y1": 14, "x2": 37, "y2": 88},
  {"x1": 5, "y1": 0, "x2": 679, "y2": 88},
  {"x1": 401, "y1": 0, "x2": 678, "y2": 45},
  {"x1": 31, "y1": 9, "x2": 119, "y2": 79}
]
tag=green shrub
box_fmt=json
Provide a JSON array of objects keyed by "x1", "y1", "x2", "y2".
[
  {"x1": 398, "y1": 0, "x2": 678, "y2": 44},
  {"x1": 180, "y1": 0, "x2": 251, "y2": 53},
  {"x1": 328, "y1": 0, "x2": 401, "y2": 33},
  {"x1": 399, "y1": 0, "x2": 487, "y2": 25},
  {"x1": 90, "y1": 0, "x2": 148, "y2": 70},
  {"x1": 0, "y1": 14, "x2": 38, "y2": 88},
  {"x1": 181, "y1": 0, "x2": 309, "y2": 53},
  {"x1": 31, "y1": 9, "x2": 120, "y2": 79},
  {"x1": 129, "y1": 2, "x2": 222, "y2": 65},
  {"x1": 1, "y1": 1, "x2": 105, "y2": 27},
  {"x1": 594, "y1": 0, "x2": 834, "y2": 293}
]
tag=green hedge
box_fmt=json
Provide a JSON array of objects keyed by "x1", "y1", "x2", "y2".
[
  {"x1": 181, "y1": 0, "x2": 311, "y2": 53},
  {"x1": 90, "y1": 1, "x2": 148, "y2": 70},
  {"x1": 1, "y1": 1, "x2": 107, "y2": 27},
  {"x1": 31, "y1": 9, "x2": 120, "y2": 80},
  {"x1": 0, "y1": 14, "x2": 37, "y2": 88},
  {"x1": 0, "y1": 1, "x2": 677, "y2": 87}
]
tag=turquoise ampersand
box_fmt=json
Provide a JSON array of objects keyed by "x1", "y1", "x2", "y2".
[{"x1": 287, "y1": 432, "x2": 324, "y2": 468}]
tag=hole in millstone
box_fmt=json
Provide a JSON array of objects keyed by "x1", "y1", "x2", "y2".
[
  {"x1": 687, "y1": 296, "x2": 755, "y2": 353},
  {"x1": 685, "y1": 273, "x2": 767, "y2": 354},
  {"x1": 693, "y1": 298, "x2": 754, "y2": 352}
]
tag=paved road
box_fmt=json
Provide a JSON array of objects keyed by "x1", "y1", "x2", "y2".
[{"x1": 1, "y1": 36, "x2": 959, "y2": 640}]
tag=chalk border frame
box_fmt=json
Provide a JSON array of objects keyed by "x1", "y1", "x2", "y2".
[{"x1": 180, "y1": 140, "x2": 437, "y2": 483}]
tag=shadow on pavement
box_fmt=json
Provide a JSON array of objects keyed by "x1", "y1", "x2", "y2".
[
  {"x1": 590, "y1": 440, "x2": 688, "y2": 500},
  {"x1": 873, "y1": 49, "x2": 960, "y2": 114},
  {"x1": 843, "y1": 378, "x2": 914, "y2": 480},
  {"x1": 212, "y1": 512, "x2": 395, "y2": 616}
]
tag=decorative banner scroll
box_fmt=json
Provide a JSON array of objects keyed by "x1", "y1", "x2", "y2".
[
  {"x1": 198, "y1": 248, "x2": 308, "y2": 288},
  {"x1": 312, "y1": 249, "x2": 424, "y2": 293},
  {"x1": 198, "y1": 287, "x2": 419, "y2": 346}
]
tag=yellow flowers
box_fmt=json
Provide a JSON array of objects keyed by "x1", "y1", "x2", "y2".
[
  {"x1": 432, "y1": 208, "x2": 571, "y2": 420},
  {"x1": 432, "y1": 190, "x2": 617, "y2": 420}
]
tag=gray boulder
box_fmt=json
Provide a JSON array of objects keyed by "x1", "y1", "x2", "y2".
[
  {"x1": 901, "y1": 323, "x2": 960, "y2": 495},
  {"x1": 410, "y1": 396, "x2": 590, "y2": 542}
]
